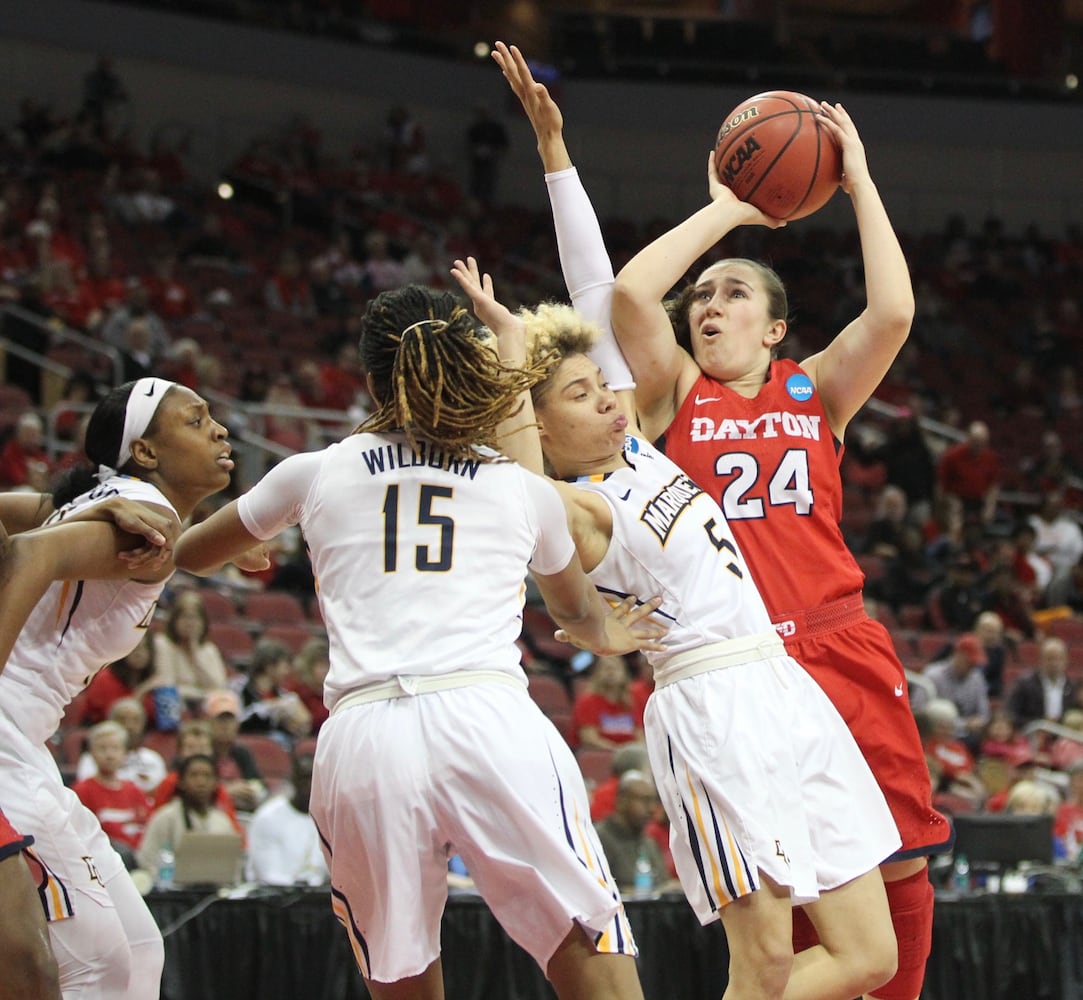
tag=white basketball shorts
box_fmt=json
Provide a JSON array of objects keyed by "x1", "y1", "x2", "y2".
[
  {"x1": 0, "y1": 709, "x2": 126, "y2": 921},
  {"x1": 311, "y1": 680, "x2": 637, "y2": 984},
  {"x1": 645, "y1": 649, "x2": 900, "y2": 924}
]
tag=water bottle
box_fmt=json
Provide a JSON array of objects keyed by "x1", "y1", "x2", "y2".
[
  {"x1": 633, "y1": 847, "x2": 654, "y2": 896},
  {"x1": 951, "y1": 852, "x2": 970, "y2": 893},
  {"x1": 152, "y1": 685, "x2": 182, "y2": 732},
  {"x1": 157, "y1": 847, "x2": 175, "y2": 890}
]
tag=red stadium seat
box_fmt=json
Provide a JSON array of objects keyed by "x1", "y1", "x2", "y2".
[
  {"x1": 527, "y1": 672, "x2": 572, "y2": 716},
  {"x1": 547, "y1": 711, "x2": 576, "y2": 748},
  {"x1": 576, "y1": 748, "x2": 616, "y2": 787},
  {"x1": 142, "y1": 730, "x2": 178, "y2": 764},
  {"x1": 194, "y1": 587, "x2": 240, "y2": 625},
  {"x1": 261, "y1": 623, "x2": 314, "y2": 655},
  {"x1": 236, "y1": 734, "x2": 293, "y2": 787},
  {"x1": 207, "y1": 623, "x2": 255, "y2": 667},
  {"x1": 243, "y1": 591, "x2": 308, "y2": 625},
  {"x1": 521, "y1": 605, "x2": 575, "y2": 663}
]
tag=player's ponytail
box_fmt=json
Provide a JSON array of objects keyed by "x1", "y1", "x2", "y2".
[
  {"x1": 51, "y1": 382, "x2": 132, "y2": 507},
  {"x1": 356, "y1": 284, "x2": 552, "y2": 460}
]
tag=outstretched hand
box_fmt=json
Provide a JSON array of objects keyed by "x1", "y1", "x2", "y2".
[
  {"x1": 232, "y1": 543, "x2": 272, "y2": 573},
  {"x1": 492, "y1": 41, "x2": 571, "y2": 172},
  {"x1": 555, "y1": 594, "x2": 669, "y2": 656},
  {"x1": 815, "y1": 101, "x2": 870, "y2": 195},
  {"x1": 450, "y1": 256, "x2": 527, "y2": 362},
  {"x1": 706, "y1": 151, "x2": 786, "y2": 229}
]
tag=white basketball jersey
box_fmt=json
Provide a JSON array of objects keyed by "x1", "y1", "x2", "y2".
[
  {"x1": 573, "y1": 436, "x2": 777, "y2": 674},
  {"x1": 0, "y1": 476, "x2": 174, "y2": 743},
  {"x1": 237, "y1": 432, "x2": 575, "y2": 709}
]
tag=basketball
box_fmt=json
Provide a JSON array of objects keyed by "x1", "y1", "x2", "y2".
[{"x1": 714, "y1": 91, "x2": 842, "y2": 221}]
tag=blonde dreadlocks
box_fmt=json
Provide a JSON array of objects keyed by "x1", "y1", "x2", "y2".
[{"x1": 357, "y1": 284, "x2": 554, "y2": 460}]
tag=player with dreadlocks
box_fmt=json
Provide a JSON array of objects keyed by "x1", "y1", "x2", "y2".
[{"x1": 173, "y1": 283, "x2": 667, "y2": 1000}]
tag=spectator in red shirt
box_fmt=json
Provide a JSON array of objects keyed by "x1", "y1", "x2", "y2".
[
  {"x1": 936, "y1": 420, "x2": 1001, "y2": 525},
  {"x1": 319, "y1": 341, "x2": 367, "y2": 412},
  {"x1": 978, "y1": 709, "x2": 1031, "y2": 764},
  {"x1": 52, "y1": 370, "x2": 99, "y2": 444},
  {"x1": 73, "y1": 631, "x2": 175, "y2": 731},
  {"x1": 284, "y1": 637, "x2": 330, "y2": 735},
  {"x1": 30, "y1": 193, "x2": 86, "y2": 273},
  {"x1": 1050, "y1": 709, "x2": 1083, "y2": 772},
  {"x1": 572, "y1": 654, "x2": 645, "y2": 750},
  {"x1": 83, "y1": 241, "x2": 128, "y2": 320},
  {"x1": 984, "y1": 745, "x2": 1041, "y2": 813},
  {"x1": 0, "y1": 411, "x2": 53, "y2": 492},
  {"x1": 917, "y1": 698, "x2": 986, "y2": 809},
  {"x1": 39, "y1": 258, "x2": 103, "y2": 331},
  {"x1": 238, "y1": 638, "x2": 312, "y2": 747},
  {"x1": 150, "y1": 719, "x2": 244, "y2": 836},
  {"x1": 72, "y1": 720, "x2": 152, "y2": 869},
  {"x1": 142, "y1": 249, "x2": 193, "y2": 320},
  {"x1": 589, "y1": 742, "x2": 650, "y2": 822}
]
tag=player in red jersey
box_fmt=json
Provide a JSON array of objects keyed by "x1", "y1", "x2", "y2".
[
  {"x1": 609, "y1": 103, "x2": 951, "y2": 1000},
  {"x1": 491, "y1": 41, "x2": 950, "y2": 1000}
]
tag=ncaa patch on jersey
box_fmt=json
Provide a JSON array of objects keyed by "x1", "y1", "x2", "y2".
[{"x1": 785, "y1": 373, "x2": 814, "y2": 402}]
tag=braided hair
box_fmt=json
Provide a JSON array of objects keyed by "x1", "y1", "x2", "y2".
[{"x1": 356, "y1": 285, "x2": 554, "y2": 460}]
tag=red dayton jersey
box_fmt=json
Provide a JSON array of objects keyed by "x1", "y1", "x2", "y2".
[{"x1": 662, "y1": 359, "x2": 864, "y2": 615}]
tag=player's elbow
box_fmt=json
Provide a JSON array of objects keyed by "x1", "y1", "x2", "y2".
[
  {"x1": 610, "y1": 277, "x2": 638, "y2": 315},
  {"x1": 869, "y1": 301, "x2": 914, "y2": 347}
]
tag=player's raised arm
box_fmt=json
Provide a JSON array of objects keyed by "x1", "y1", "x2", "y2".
[
  {"x1": 797, "y1": 102, "x2": 914, "y2": 436},
  {"x1": 494, "y1": 41, "x2": 636, "y2": 395},
  {"x1": 451, "y1": 255, "x2": 545, "y2": 475}
]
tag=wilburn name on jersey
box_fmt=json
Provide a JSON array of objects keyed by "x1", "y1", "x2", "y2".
[{"x1": 360, "y1": 441, "x2": 483, "y2": 479}]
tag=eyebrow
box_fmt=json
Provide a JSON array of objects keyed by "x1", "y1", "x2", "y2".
[
  {"x1": 696, "y1": 276, "x2": 754, "y2": 292},
  {"x1": 559, "y1": 365, "x2": 605, "y2": 394}
]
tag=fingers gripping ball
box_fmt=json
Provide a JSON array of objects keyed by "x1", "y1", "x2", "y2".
[{"x1": 714, "y1": 91, "x2": 842, "y2": 221}]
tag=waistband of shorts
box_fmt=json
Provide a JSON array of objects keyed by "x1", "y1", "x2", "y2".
[
  {"x1": 769, "y1": 592, "x2": 867, "y2": 640},
  {"x1": 654, "y1": 631, "x2": 784, "y2": 689},
  {"x1": 331, "y1": 669, "x2": 527, "y2": 715}
]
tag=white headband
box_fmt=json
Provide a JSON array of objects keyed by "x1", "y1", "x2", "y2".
[{"x1": 95, "y1": 377, "x2": 177, "y2": 484}]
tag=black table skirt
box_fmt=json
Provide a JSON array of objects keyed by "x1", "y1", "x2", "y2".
[{"x1": 147, "y1": 889, "x2": 1083, "y2": 1000}]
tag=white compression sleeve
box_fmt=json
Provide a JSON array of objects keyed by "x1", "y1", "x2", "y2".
[{"x1": 544, "y1": 167, "x2": 636, "y2": 391}]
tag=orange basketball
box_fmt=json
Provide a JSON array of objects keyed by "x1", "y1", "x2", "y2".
[{"x1": 714, "y1": 91, "x2": 842, "y2": 221}]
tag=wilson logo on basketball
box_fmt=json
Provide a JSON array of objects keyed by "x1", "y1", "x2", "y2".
[
  {"x1": 716, "y1": 106, "x2": 760, "y2": 142},
  {"x1": 719, "y1": 136, "x2": 761, "y2": 185}
]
